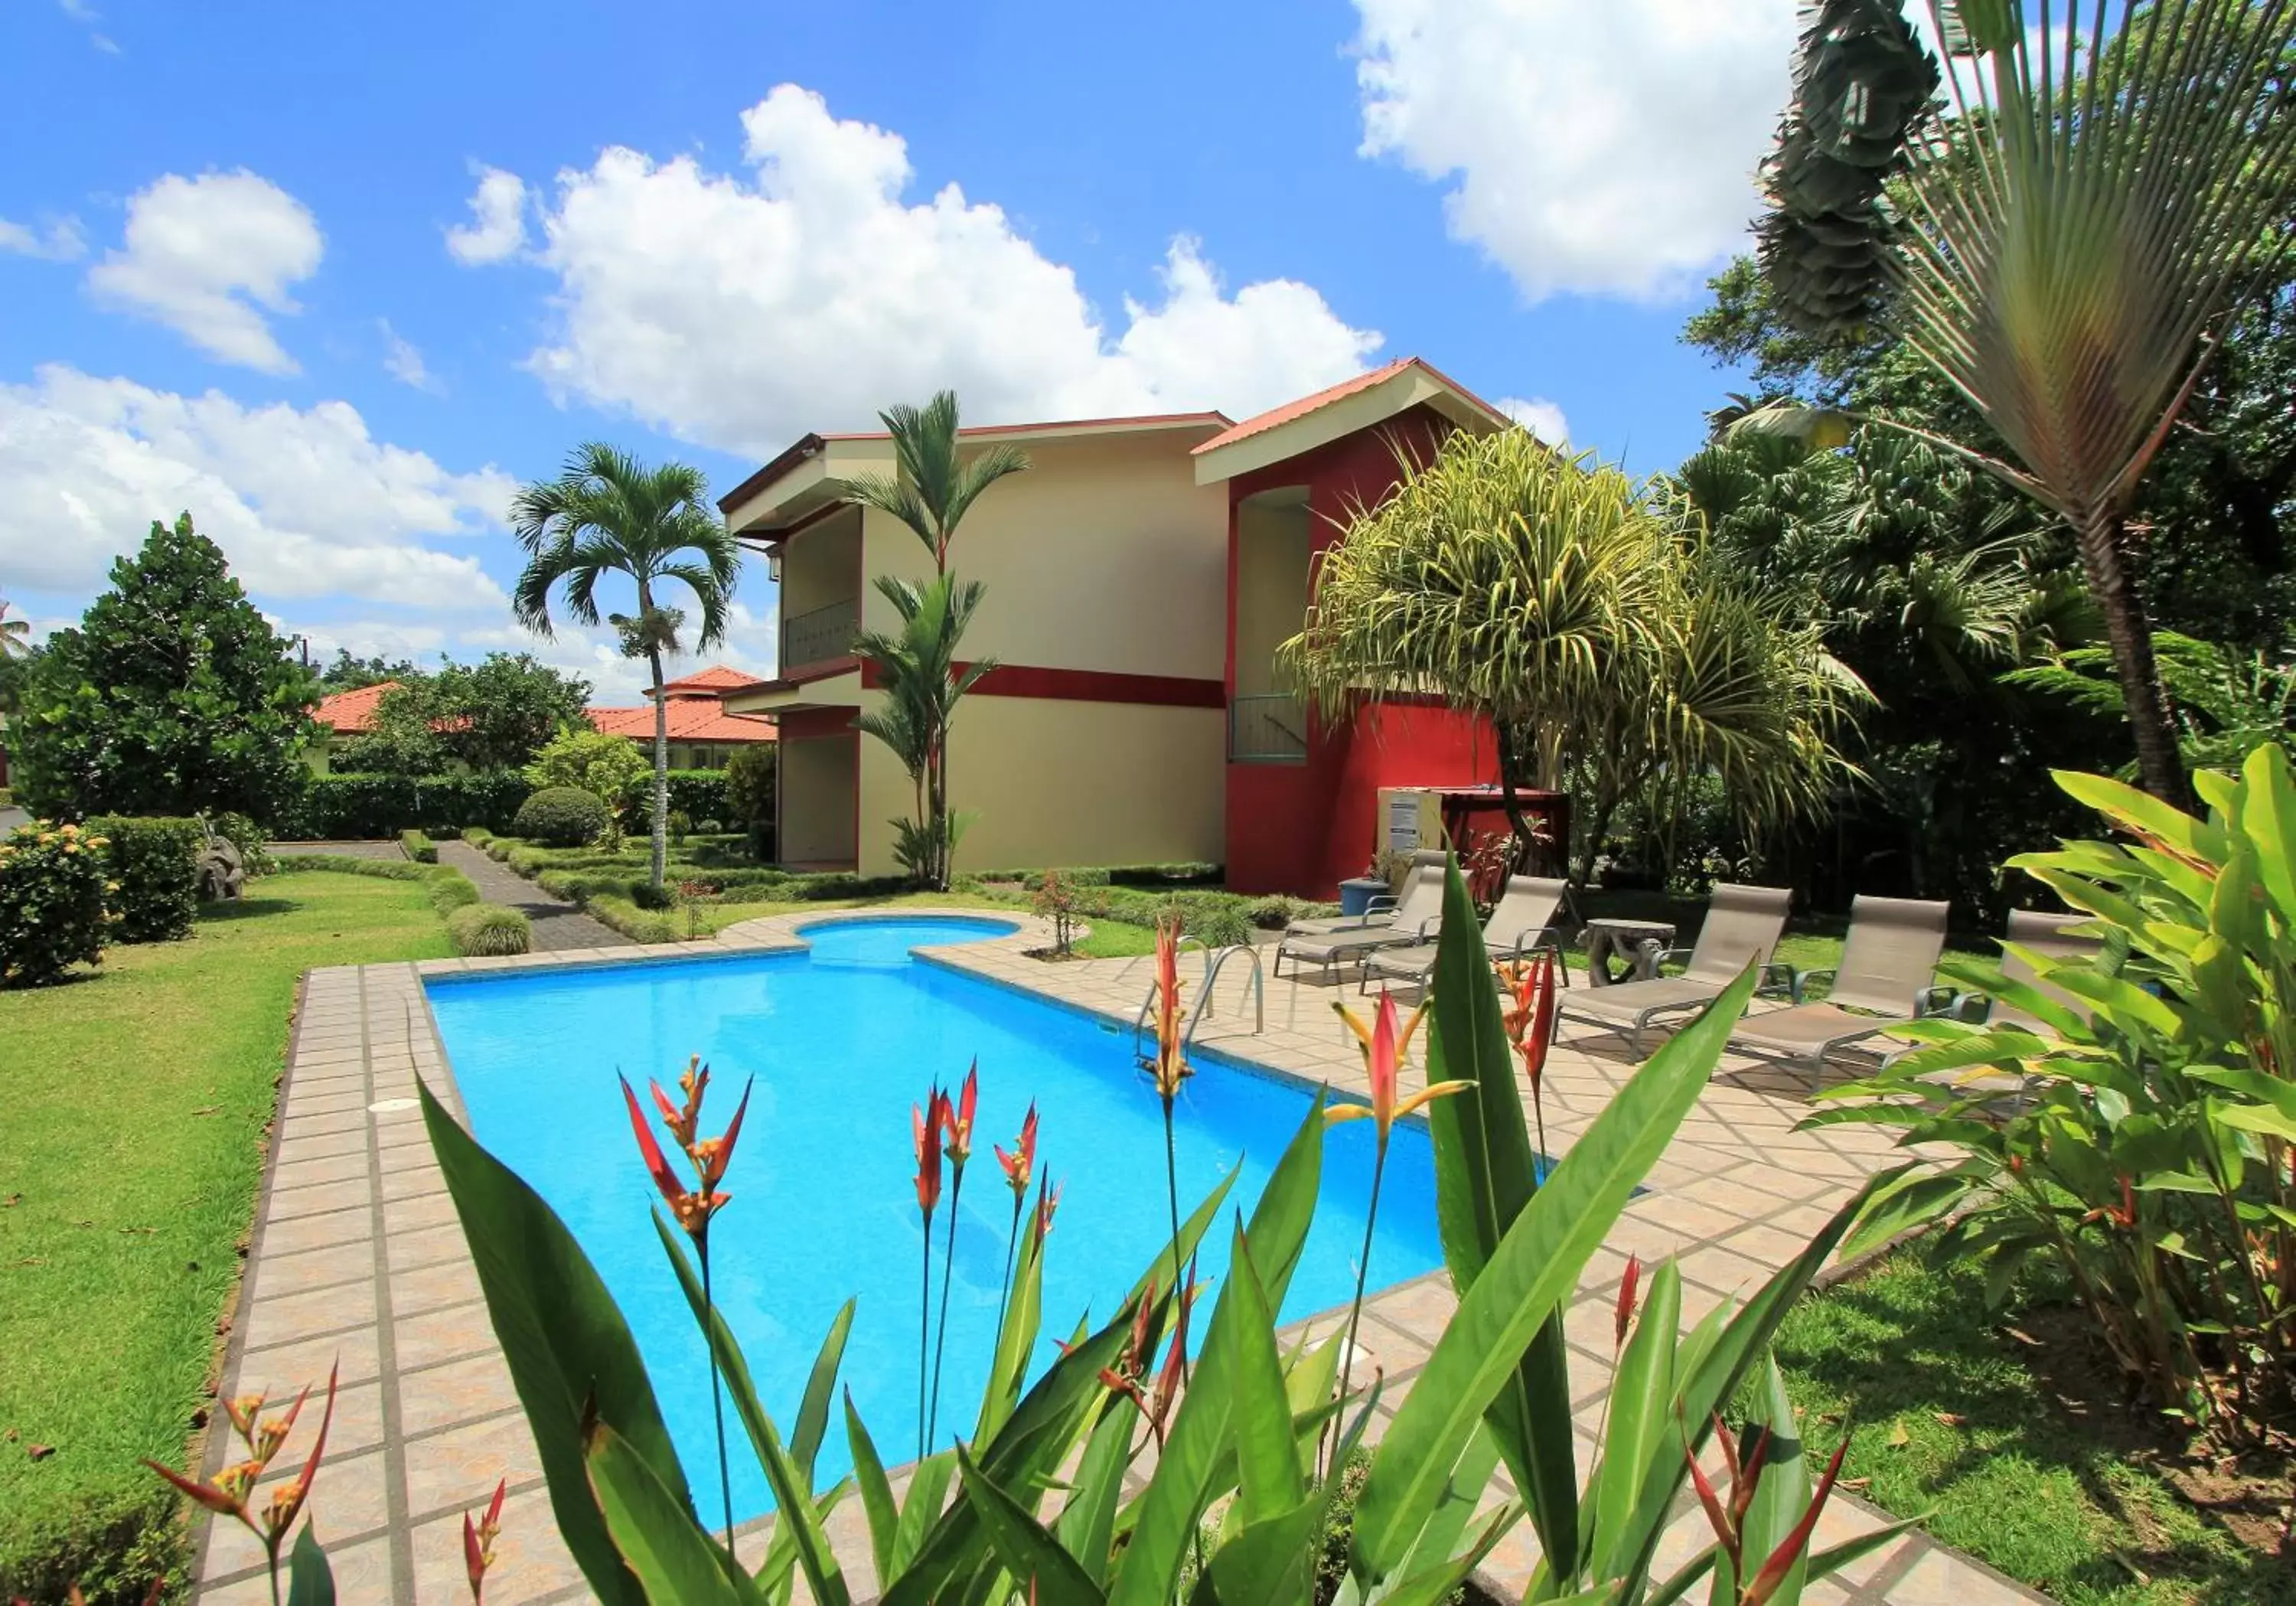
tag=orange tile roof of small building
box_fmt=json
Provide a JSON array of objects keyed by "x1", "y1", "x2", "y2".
[
  {"x1": 585, "y1": 700, "x2": 777, "y2": 744},
  {"x1": 315, "y1": 681, "x2": 402, "y2": 735},
  {"x1": 1189, "y1": 357, "x2": 1508, "y2": 457},
  {"x1": 659, "y1": 666, "x2": 769, "y2": 696}
]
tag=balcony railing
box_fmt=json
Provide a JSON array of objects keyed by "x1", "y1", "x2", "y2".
[
  {"x1": 781, "y1": 597, "x2": 859, "y2": 673},
  {"x1": 1229, "y1": 693, "x2": 1309, "y2": 762}
]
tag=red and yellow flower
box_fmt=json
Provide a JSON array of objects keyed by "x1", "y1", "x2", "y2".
[
  {"x1": 1324, "y1": 992, "x2": 1473, "y2": 1145},
  {"x1": 996, "y1": 1102, "x2": 1039, "y2": 1200}
]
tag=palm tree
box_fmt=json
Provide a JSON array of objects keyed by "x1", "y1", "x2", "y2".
[
  {"x1": 509, "y1": 444, "x2": 740, "y2": 891},
  {"x1": 1280, "y1": 429, "x2": 1864, "y2": 888},
  {"x1": 0, "y1": 598, "x2": 29, "y2": 660},
  {"x1": 851, "y1": 575, "x2": 997, "y2": 885},
  {"x1": 1753, "y1": 0, "x2": 2296, "y2": 801},
  {"x1": 842, "y1": 393, "x2": 1026, "y2": 887}
]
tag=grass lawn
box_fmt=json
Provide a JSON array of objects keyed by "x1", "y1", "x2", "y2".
[
  {"x1": 1767, "y1": 1254, "x2": 2291, "y2": 1606},
  {"x1": 0, "y1": 872, "x2": 453, "y2": 1603}
]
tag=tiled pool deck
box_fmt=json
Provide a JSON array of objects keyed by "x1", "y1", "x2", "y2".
[{"x1": 194, "y1": 913, "x2": 2053, "y2": 1606}]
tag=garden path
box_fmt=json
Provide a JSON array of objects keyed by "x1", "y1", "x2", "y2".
[{"x1": 435, "y1": 840, "x2": 629, "y2": 953}]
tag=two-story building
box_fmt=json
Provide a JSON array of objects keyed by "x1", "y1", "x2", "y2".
[{"x1": 719, "y1": 357, "x2": 1510, "y2": 895}]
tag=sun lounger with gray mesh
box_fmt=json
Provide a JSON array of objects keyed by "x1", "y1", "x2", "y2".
[
  {"x1": 1284, "y1": 850, "x2": 1448, "y2": 938},
  {"x1": 1556, "y1": 883, "x2": 1793, "y2": 1055},
  {"x1": 1358, "y1": 874, "x2": 1570, "y2": 993},
  {"x1": 1727, "y1": 894, "x2": 1952, "y2": 1071},
  {"x1": 1879, "y1": 909, "x2": 2103, "y2": 1093},
  {"x1": 1274, "y1": 863, "x2": 1444, "y2": 981}
]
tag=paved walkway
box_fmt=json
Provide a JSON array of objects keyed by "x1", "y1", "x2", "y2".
[
  {"x1": 435, "y1": 841, "x2": 629, "y2": 952},
  {"x1": 195, "y1": 914, "x2": 2051, "y2": 1606}
]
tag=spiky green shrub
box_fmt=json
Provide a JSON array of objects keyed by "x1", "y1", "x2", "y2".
[{"x1": 448, "y1": 903, "x2": 531, "y2": 957}]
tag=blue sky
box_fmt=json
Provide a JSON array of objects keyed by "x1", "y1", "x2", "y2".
[{"x1": 0, "y1": 0, "x2": 1793, "y2": 698}]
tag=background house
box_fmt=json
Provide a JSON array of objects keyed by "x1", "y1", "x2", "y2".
[
  {"x1": 722, "y1": 359, "x2": 1510, "y2": 895},
  {"x1": 583, "y1": 666, "x2": 778, "y2": 771}
]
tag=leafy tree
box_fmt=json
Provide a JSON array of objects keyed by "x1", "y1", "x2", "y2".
[
  {"x1": 510, "y1": 445, "x2": 739, "y2": 892},
  {"x1": 842, "y1": 392, "x2": 1026, "y2": 889},
  {"x1": 1750, "y1": 0, "x2": 2296, "y2": 801},
  {"x1": 523, "y1": 726, "x2": 651, "y2": 824},
  {"x1": 338, "y1": 654, "x2": 593, "y2": 775},
  {"x1": 13, "y1": 514, "x2": 314, "y2": 822},
  {"x1": 722, "y1": 743, "x2": 776, "y2": 857},
  {"x1": 316, "y1": 648, "x2": 416, "y2": 692},
  {"x1": 1279, "y1": 429, "x2": 1864, "y2": 889},
  {"x1": 332, "y1": 684, "x2": 452, "y2": 775}
]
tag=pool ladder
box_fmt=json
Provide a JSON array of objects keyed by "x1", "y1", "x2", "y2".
[{"x1": 1131, "y1": 941, "x2": 1265, "y2": 1067}]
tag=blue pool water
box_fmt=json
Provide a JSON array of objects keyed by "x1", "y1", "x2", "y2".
[{"x1": 424, "y1": 917, "x2": 1444, "y2": 1517}]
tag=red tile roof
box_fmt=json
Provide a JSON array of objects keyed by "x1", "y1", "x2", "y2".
[
  {"x1": 585, "y1": 700, "x2": 776, "y2": 744},
  {"x1": 660, "y1": 666, "x2": 769, "y2": 695},
  {"x1": 1189, "y1": 357, "x2": 1509, "y2": 457},
  {"x1": 315, "y1": 681, "x2": 402, "y2": 735}
]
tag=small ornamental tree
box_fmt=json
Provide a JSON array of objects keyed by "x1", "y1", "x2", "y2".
[
  {"x1": 15, "y1": 514, "x2": 315, "y2": 823},
  {"x1": 524, "y1": 728, "x2": 651, "y2": 826},
  {"x1": 722, "y1": 743, "x2": 776, "y2": 858}
]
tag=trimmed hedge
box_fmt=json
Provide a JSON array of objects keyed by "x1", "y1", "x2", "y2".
[
  {"x1": 0, "y1": 820, "x2": 110, "y2": 987},
  {"x1": 447, "y1": 903, "x2": 530, "y2": 956},
  {"x1": 970, "y1": 862, "x2": 1221, "y2": 890},
  {"x1": 88, "y1": 815, "x2": 205, "y2": 943},
  {"x1": 585, "y1": 893, "x2": 680, "y2": 944},
  {"x1": 664, "y1": 769, "x2": 731, "y2": 824},
  {"x1": 514, "y1": 786, "x2": 611, "y2": 847},
  {"x1": 400, "y1": 829, "x2": 438, "y2": 863},
  {"x1": 274, "y1": 854, "x2": 482, "y2": 918},
  {"x1": 276, "y1": 771, "x2": 533, "y2": 839}
]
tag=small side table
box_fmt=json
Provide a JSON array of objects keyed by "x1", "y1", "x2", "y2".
[{"x1": 1582, "y1": 917, "x2": 1678, "y2": 987}]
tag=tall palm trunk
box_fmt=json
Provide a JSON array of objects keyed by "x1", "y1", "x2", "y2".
[
  {"x1": 643, "y1": 578, "x2": 670, "y2": 890},
  {"x1": 2077, "y1": 511, "x2": 2186, "y2": 806}
]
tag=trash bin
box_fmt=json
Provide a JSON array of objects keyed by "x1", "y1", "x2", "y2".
[{"x1": 1338, "y1": 876, "x2": 1390, "y2": 917}]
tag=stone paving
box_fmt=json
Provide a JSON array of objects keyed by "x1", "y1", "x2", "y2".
[
  {"x1": 435, "y1": 841, "x2": 632, "y2": 952},
  {"x1": 195, "y1": 912, "x2": 2053, "y2": 1606}
]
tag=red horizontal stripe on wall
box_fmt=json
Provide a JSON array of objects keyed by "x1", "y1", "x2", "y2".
[{"x1": 858, "y1": 661, "x2": 1224, "y2": 708}]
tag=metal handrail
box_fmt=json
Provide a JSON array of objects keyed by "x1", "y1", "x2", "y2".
[
  {"x1": 1228, "y1": 693, "x2": 1309, "y2": 762},
  {"x1": 1188, "y1": 944, "x2": 1264, "y2": 1043},
  {"x1": 781, "y1": 596, "x2": 859, "y2": 671}
]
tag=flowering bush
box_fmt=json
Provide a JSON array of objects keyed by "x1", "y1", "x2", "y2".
[
  {"x1": 88, "y1": 815, "x2": 205, "y2": 943},
  {"x1": 0, "y1": 821, "x2": 111, "y2": 987}
]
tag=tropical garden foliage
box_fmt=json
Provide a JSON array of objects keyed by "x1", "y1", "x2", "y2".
[
  {"x1": 845, "y1": 391, "x2": 1026, "y2": 891},
  {"x1": 511, "y1": 445, "x2": 742, "y2": 893},
  {"x1": 334, "y1": 652, "x2": 592, "y2": 775},
  {"x1": 1280, "y1": 429, "x2": 1864, "y2": 890}
]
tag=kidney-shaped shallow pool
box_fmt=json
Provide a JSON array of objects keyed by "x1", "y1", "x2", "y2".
[{"x1": 423, "y1": 916, "x2": 1442, "y2": 1517}]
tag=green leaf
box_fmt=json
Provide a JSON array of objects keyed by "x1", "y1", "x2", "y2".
[
  {"x1": 1224, "y1": 1229, "x2": 1304, "y2": 1527},
  {"x1": 284, "y1": 1523, "x2": 335, "y2": 1606},
  {"x1": 1202, "y1": 1493, "x2": 1326, "y2": 1606},
  {"x1": 1734, "y1": 1359, "x2": 1812, "y2": 1606},
  {"x1": 1352, "y1": 960, "x2": 1760, "y2": 1588},
  {"x1": 2241, "y1": 743, "x2": 2296, "y2": 925},
  {"x1": 843, "y1": 1393, "x2": 899, "y2": 1586},
  {"x1": 2218, "y1": 1102, "x2": 2296, "y2": 1141},
  {"x1": 1054, "y1": 1398, "x2": 1138, "y2": 1585},
  {"x1": 1107, "y1": 1092, "x2": 1329, "y2": 1606},
  {"x1": 954, "y1": 1443, "x2": 1109, "y2": 1606},
  {"x1": 1421, "y1": 858, "x2": 1579, "y2": 1576},
  {"x1": 794, "y1": 1300, "x2": 856, "y2": 1485},
  {"x1": 1839, "y1": 1169, "x2": 1973, "y2": 1262},
  {"x1": 890, "y1": 1450, "x2": 957, "y2": 1583},
  {"x1": 421, "y1": 1079, "x2": 677, "y2": 1606},
  {"x1": 1586, "y1": 1259, "x2": 1681, "y2": 1579},
  {"x1": 977, "y1": 1202, "x2": 1048, "y2": 1446},
  {"x1": 1370, "y1": 1500, "x2": 1523, "y2": 1606},
  {"x1": 585, "y1": 1418, "x2": 755, "y2": 1606}
]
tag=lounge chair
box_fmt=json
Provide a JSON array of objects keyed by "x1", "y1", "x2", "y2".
[
  {"x1": 1274, "y1": 863, "x2": 1443, "y2": 982},
  {"x1": 1955, "y1": 909, "x2": 2102, "y2": 1032},
  {"x1": 1557, "y1": 883, "x2": 1793, "y2": 1056},
  {"x1": 1360, "y1": 875, "x2": 1569, "y2": 993},
  {"x1": 1285, "y1": 850, "x2": 1448, "y2": 937},
  {"x1": 1727, "y1": 895, "x2": 1952, "y2": 1071}
]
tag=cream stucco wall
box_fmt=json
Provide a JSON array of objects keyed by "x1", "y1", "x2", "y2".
[
  {"x1": 781, "y1": 732, "x2": 859, "y2": 867},
  {"x1": 857, "y1": 431, "x2": 1228, "y2": 679},
  {"x1": 1232, "y1": 493, "x2": 1312, "y2": 697},
  {"x1": 852, "y1": 694, "x2": 1225, "y2": 877}
]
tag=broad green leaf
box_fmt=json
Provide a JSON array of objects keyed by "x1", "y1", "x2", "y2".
[
  {"x1": 1422, "y1": 858, "x2": 1579, "y2": 1576},
  {"x1": 1285, "y1": 1334, "x2": 1344, "y2": 1475},
  {"x1": 2242, "y1": 743, "x2": 2296, "y2": 924},
  {"x1": 1202, "y1": 1493, "x2": 1326, "y2": 1606},
  {"x1": 1351, "y1": 961, "x2": 1760, "y2": 1587},
  {"x1": 2218, "y1": 1102, "x2": 2296, "y2": 1141},
  {"x1": 1225, "y1": 1230, "x2": 1304, "y2": 1526},
  {"x1": 1107, "y1": 1092, "x2": 1329, "y2": 1606},
  {"x1": 794, "y1": 1300, "x2": 856, "y2": 1485},
  {"x1": 1370, "y1": 1500, "x2": 1522, "y2": 1606},
  {"x1": 1840, "y1": 1170, "x2": 1976, "y2": 1262},
  {"x1": 1586, "y1": 1260, "x2": 1681, "y2": 1578},
  {"x1": 976, "y1": 1204, "x2": 1046, "y2": 1444},
  {"x1": 745, "y1": 1394, "x2": 852, "y2": 1606},
  {"x1": 889, "y1": 1450, "x2": 956, "y2": 1585},
  {"x1": 2053, "y1": 769, "x2": 2223, "y2": 864},
  {"x1": 285, "y1": 1523, "x2": 335, "y2": 1606},
  {"x1": 843, "y1": 1393, "x2": 899, "y2": 1585},
  {"x1": 954, "y1": 1444, "x2": 1108, "y2": 1606},
  {"x1": 1733, "y1": 1359, "x2": 1812, "y2": 1606},
  {"x1": 1054, "y1": 1398, "x2": 1138, "y2": 1586},
  {"x1": 585, "y1": 1419, "x2": 754, "y2": 1606},
  {"x1": 1805, "y1": 1517, "x2": 1928, "y2": 1584},
  {"x1": 1383, "y1": 1424, "x2": 1502, "y2": 1598},
  {"x1": 421, "y1": 1080, "x2": 677, "y2": 1606},
  {"x1": 2188, "y1": 1065, "x2": 2296, "y2": 1120}
]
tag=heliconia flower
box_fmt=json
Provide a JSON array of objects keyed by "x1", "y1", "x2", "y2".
[
  {"x1": 1145, "y1": 1266, "x2": 1200, "y2": 1434},
  {"x1": 1740, "y1": 1435, "x2": 1851, "y2": 1606},
  {"x1": 623, "y1": 1074, "x2": 690, "y2": 1210},
  {"x1": 941, "y1": 1061, "x2": 979, "y2": 1167},
  {"x1": 1098, "y1": 1278, "x2": 1161, "y2": 1396},
  {"x1": 1324, "y1": 992, "x2": 1472, "y2": 1146},
  {"x1": 996, "y1": 1103, "x2": 1039, "y2": 1200},
  {"x1": 148, "y1": 1364, "x2": 338, "y2": 1556},
  {"x1": 654, "y1": 1056, "x2": 709, "y2": 1151},
  {"x1": 690, "y1": 1078, "x2": 753, "y2": 1193},
  {"x1": 1499, "y1": 952, "x2": 1559, "y2": 1094},
  {"x1": 464, "y1": 1477, "x2": 507, "y2": 1604},
  {"x1": 914, "y1": 1089, "x2": 947, "y2": 1216},
  {"x1": 1614, "y1": 1255, "x2": 1642, "y2": 1350},
  {"x1": 1150, "y1": 912, "x2": 1192, "y2": 1102},
  {"x1": 1035, "y1": 1176, "x2": 1062, "y2": 1239},
  {"x1": 621, "y1": 1071, "x2": 744, "y2": 1238}
]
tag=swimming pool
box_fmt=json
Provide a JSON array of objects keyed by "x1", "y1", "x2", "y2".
[{"x1": 423, "y1": 916, "x2": 1444, "y2": 1519}]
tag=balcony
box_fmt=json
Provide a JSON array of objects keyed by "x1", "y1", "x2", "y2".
[
  {"x1": 1228, "y1": 693, "x2": 1309, "y2": 763},
  {"x1": 781, "y1": 597, "x2": 859, "y2": 674}
]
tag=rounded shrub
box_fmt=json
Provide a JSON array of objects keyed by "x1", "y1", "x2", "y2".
[
  {"x1": 421, "y1": 865, "x2": 482, "y2": 916},
  {"x1": 87, "y1": 815, "x2": 206, "y2": 943},
  {"x1": 0, "y1": 821, "x2": 111, "y2": 987},
  {"x1": 448, "y1": 903, "x2": 531, "y2": 957},
  {"x1": 514, "y1": 785, "x2": 612, "y2": 847}
]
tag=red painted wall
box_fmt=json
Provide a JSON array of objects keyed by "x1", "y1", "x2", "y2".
[{"x1": 1222, "y1": 406, "x2": 1499, "y2": 896}]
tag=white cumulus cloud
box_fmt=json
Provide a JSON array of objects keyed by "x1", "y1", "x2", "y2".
[
  {"x1": 445, "y1": 166, "x2": 531, "y2": 265},
  {"x1": 1352, "y1": 0, "x2": 1798, "y2": 302},
  {"x1": 0, "y1": 215, "x2": 87, "y2": 261},
  {"x1": 379, "y1": 320, "x2": 437, "y2": 391},
  {"x1": 517, "y1": 84, "x2": 1381, "y2": 456},
  {"x1": 0, "y1": 364, "x2": 515, "y2": 609},
  {"x1": 86, "y1": 171, "x2": 323, "y2": 372},
  {"x1": 1499, "y1": 395, "x2": 1569, "y2": 445}
]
